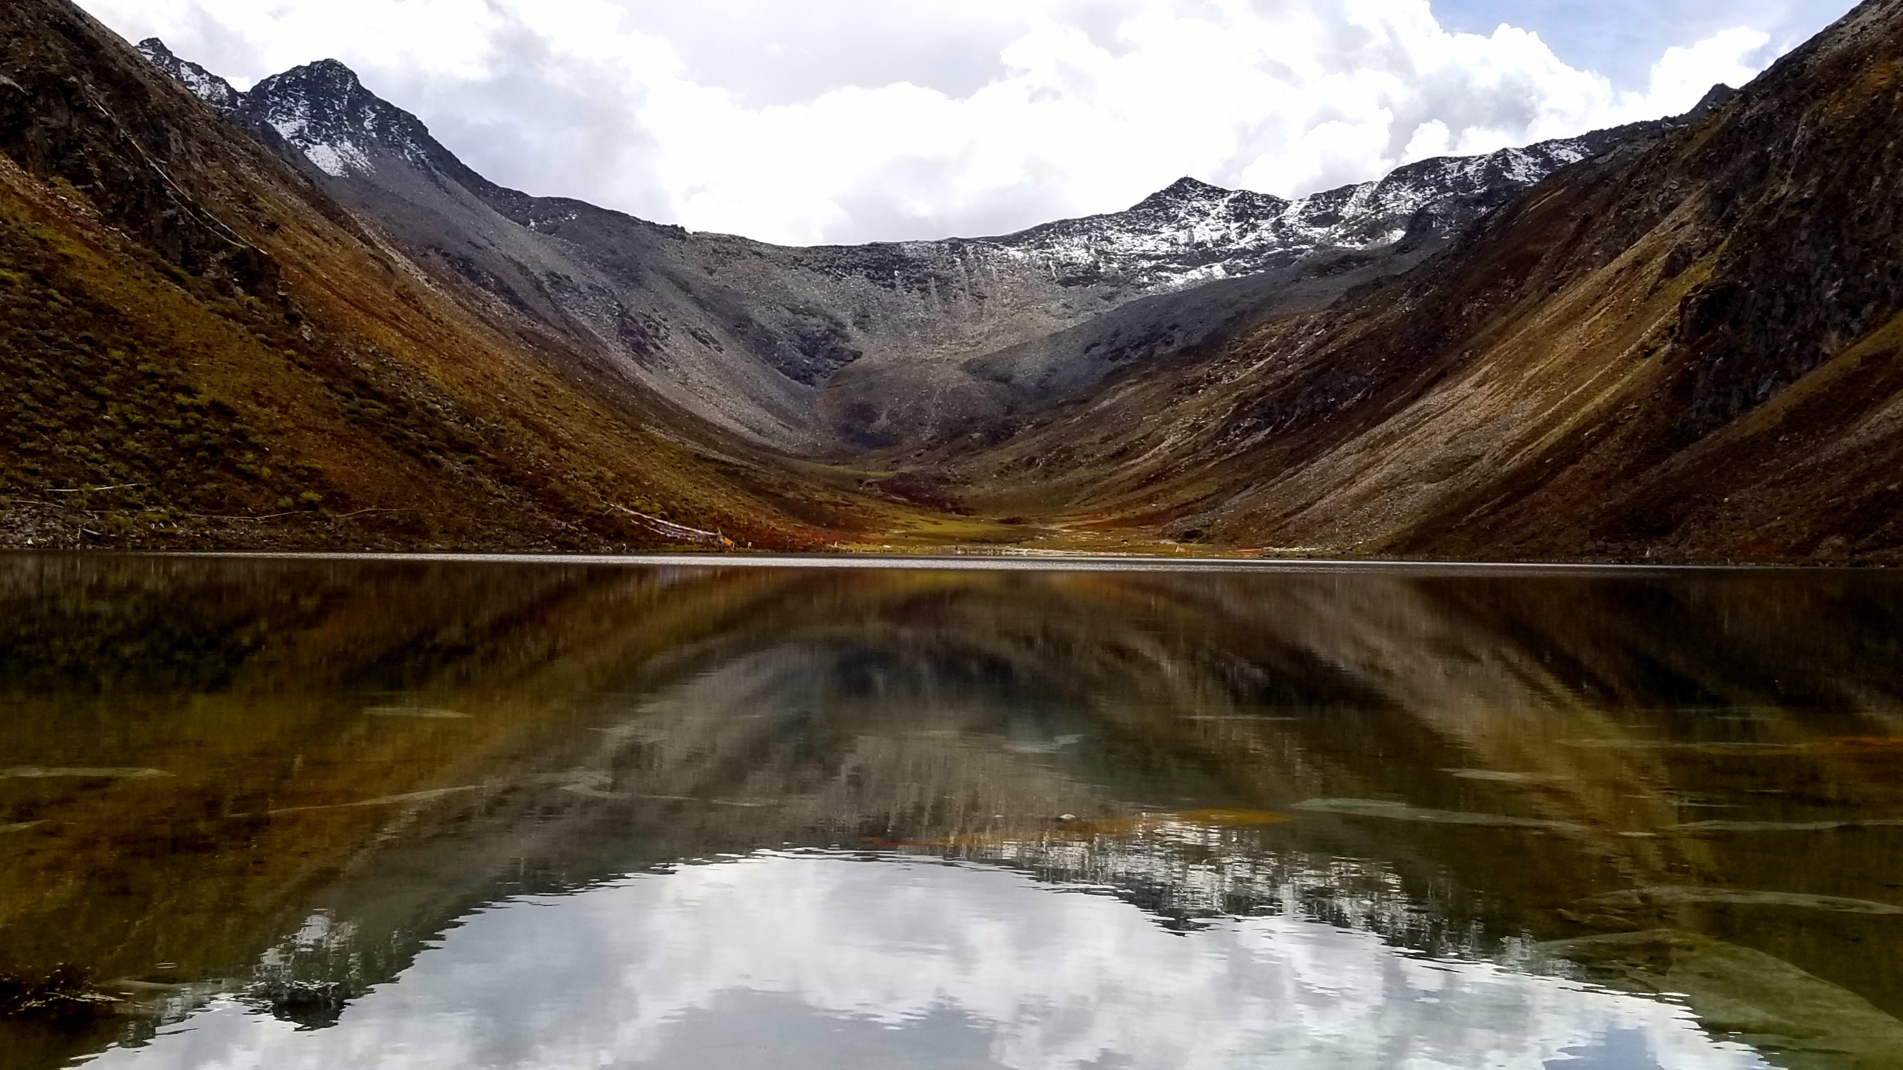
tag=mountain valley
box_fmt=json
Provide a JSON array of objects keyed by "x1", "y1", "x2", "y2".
[
  {"x1": 4, "y1": 0, "x2": 1903, "y2": 561},
  {"x1": 138, "y1": 36, "x2": 1706, "y2": 458}
]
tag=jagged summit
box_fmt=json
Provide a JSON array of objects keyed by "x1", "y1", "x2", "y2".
[
  {"x1": 134, "y1": 45, "x2": 445, "y2": 179},
  {"x1": 143, "y1": 40, "x2": 1667, "y2": 271},
  {"x1": 135, "y1": 40, "x2": 1725, "y2": 453},
  {"x1": 252, "y1": 58, "x2": 370, "y2": 105},
  {"x1": 1134, "y1": 177, "x2": 1251, "y2": 209},
  {"x1": 246, "y1": 59, "x2": 439, "y2": 177},
  {"x1": 1688, "y1": 83, "x2": 1737, "y2": 117},
  {"x1": 979, "y1": 135, "x2": 1621, "y2": 291},
  {"x1": 135, "y1": 37, "x2": 241, "y2": 113}
]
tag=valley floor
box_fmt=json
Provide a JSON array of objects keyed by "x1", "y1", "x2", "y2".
[{"x1": 3, "y1": 492, "x2": 1876, "y2": 567}]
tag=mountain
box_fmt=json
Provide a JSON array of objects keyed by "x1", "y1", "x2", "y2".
[
  {"x1": 10, "y1": 0, "x2": 1903, "y2": 561},
  {"x1": 136, "y1": 40, "x2": 1697, "y2": 453},
  {"x1": 132, "y1": 37, "x2": 241, "y2": 113},
  {"x1": 934, "y1": 0, "x2": 1903, "y2": 563},
  {"x1": 0, "y1": 0, "x2": 914, "y2": 553}
]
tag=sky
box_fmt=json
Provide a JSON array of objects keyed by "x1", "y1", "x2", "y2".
[{"x1": 79, "y1": 0, "x2": 1857, "y2": 246}]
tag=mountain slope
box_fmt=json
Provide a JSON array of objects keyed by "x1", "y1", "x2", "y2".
[
  {"x1": 937, "y1": 0, "x2": 1903, "y2": 563},
  {"x1": 0, "y1": 0, "x2": 901, "y2": 552},
  {"x1": 14, "y1": 0, "x2": 1898, "y2": 561},
  {"x1": 140, "y1": 41, "x2": 1702, "y2": 454}
]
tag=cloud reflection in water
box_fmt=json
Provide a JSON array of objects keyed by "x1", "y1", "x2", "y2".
[{"x1": 91, "y1": 854, "x2": 1768, "y2": 1070}]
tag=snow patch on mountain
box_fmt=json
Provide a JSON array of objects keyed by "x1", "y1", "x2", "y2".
[
  {"x1": 135, "y1": 39, "x2": 1658, "y2": 299},
  {"x1": 251, "y1": 92, "x2": 374, "y2": 177},
  {"x1": 135, "y1": 38, "x2": 241, "y2": 114},
  {"x1": 138, "y1": 50, "x2": 443, "y2": 182},
  {"x1": 299, "y1": 139, "x2": 373, "y2": 178},
  {"x1": 243, "y1": 62, "x2": 404, "y2": 179},
  {"x1": 893, "y1": 136, "x2": 1603, "y2": 294}
]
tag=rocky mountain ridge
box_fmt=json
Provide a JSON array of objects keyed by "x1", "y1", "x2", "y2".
[
  {"x1": 134, "y1": 37, "x2": 241, "y2": 112},
  {"x1": 136, "y1": 39, "x2": 1711, "y2": 453},
  {"x1": 146, "y1": 37, "x2": 1702, "y2": 294}
]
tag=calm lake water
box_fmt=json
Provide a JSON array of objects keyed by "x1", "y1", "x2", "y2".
[{"x1": 3, "y1": 555, "x2": 1903, "y2": 1070}]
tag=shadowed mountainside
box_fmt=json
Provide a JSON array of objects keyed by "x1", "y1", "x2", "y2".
[{"x1": 0, "y1": 0, "x2": 941, "y2": 553}]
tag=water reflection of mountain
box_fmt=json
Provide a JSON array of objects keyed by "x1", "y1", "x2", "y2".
[{"x1": 3, "y1": 557, "x2": 1903, "y2": 1068}]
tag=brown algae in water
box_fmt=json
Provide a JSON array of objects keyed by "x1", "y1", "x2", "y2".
[
  {"x1": 1575, "y1": 886, "x2": 1903, "y2": 916},
  {"x1": 364, "y1": 707, "x2": 474, "y2": 720},
  {"x1": 240, "y1": 786, "x2": 484, "y2": 817},
  {"x1": 1291, "y1": 798, "x2": 1582, "y2": 831},
  {"x1": 0, "y1": 767, "x2": 174, "y2": 780},
  {"x1": 1443, "y1": 770, "x2": 1564, "y2": 784},
  {"x1": 1667, "y1": 817, "x2": 1903, "y2": 835}
]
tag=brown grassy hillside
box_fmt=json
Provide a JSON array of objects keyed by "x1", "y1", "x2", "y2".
[
  {"x1": 938, "y1": 0, "x2": 1903, "y2": 564},
  {"x1": 0, "y1": 0, "x2": 910, "y2": 552}
]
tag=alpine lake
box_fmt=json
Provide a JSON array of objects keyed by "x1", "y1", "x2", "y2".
[{"x1": 4, "y1": 553, "x2": 1903, "y2": 1070}]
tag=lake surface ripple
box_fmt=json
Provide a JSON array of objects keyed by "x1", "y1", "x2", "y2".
[{"x1": 3, "y1": 555, "x2": 1903, "y2": 1069}]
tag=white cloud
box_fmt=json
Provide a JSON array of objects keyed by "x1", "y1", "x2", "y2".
[
  {"x1": 81, "y1": 0, "x2": 1782, "y2": 245},
  {"x1": 1641, "y1": 26, "x2": 1777, "y2": 111}
]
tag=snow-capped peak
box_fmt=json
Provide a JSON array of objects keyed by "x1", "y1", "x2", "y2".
[
  {"x1": 1136, "y1": 177, "x2": 1260, "y2": 208},
  {"x1": 137, "y1": 40, "x2": 1696, "y2": 298},
  {"x1": 136, "y1": 38, "x2": 242, "y2": 114},
  {"x1": 136, "y1": 45, "x2": 441, "y2": 180},
  {"x1": 246, "y1": 59, "x2": 433, "y2": 178},
  {"x1": 935, "y1": 138, "x2": 1607, "y2": 293}
]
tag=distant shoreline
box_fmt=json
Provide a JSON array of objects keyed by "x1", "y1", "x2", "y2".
[{"x1": 0, "y1": 550, "x2": 1862, "y2": 576}]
